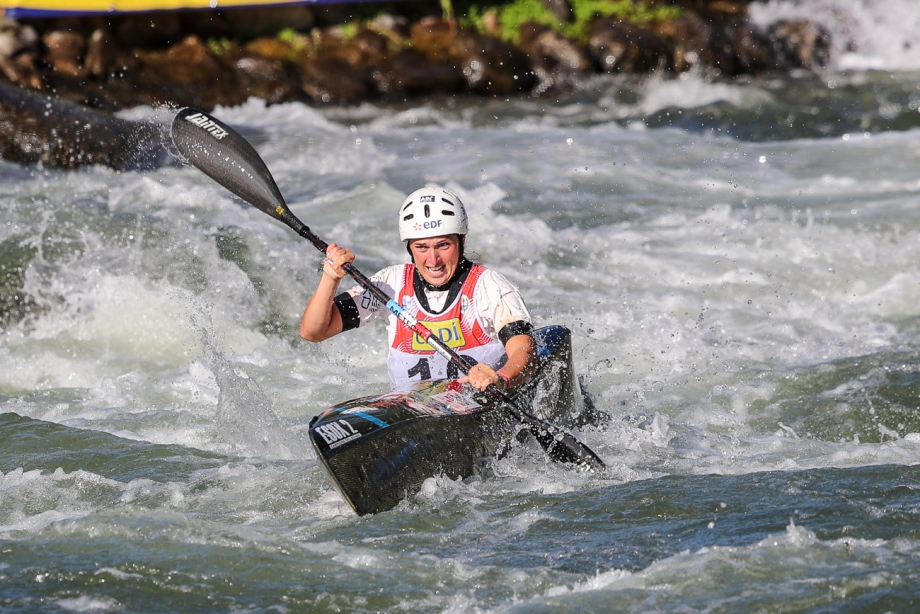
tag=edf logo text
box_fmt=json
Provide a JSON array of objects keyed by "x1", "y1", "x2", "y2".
[{"x1": 414, "y1": 219, "x2": 442, "y2": 231}]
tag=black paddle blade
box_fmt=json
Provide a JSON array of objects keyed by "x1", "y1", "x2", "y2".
[
  {"x1": 495, "y1": 393, "x2": 606, "y2": 472},
  {"x1": 528, "y1": 423, "x2": 607, "y2": 472},
  {"x1": 171, "y1": 108, "x2": 288, "y2": 220},
  {"x1": 512, "y1": 411, "x2": 607, "y2": 472}
]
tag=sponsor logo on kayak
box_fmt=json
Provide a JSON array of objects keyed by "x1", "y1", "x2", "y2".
[
  {"x1": 184, "y1": 112, "x2": 229, "y2": 140},
  {"x1": 314, "y1": 420, "x2": 362, "y2": 449},
  {"x1": 406, "y1": 399, "x2": 448, "y2": 416},
  {"x1": 408, "y1": 389, "x2": 480, "y2": 416},
  {"x1": 412, "y1": 318, "x2": 465, "y2": 351},
  {"x1": 432, "y1": 389, "x2": 481, "y2": 415}
]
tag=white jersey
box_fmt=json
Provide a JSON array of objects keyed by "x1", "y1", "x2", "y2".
[{"x1": 335, "y1": 262, "x2": 532, "y2": 389}]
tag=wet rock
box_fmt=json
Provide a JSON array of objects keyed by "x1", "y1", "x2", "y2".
[
  {"x1": 588, "y1": 18, "x2": 670, "y2": 74},
  {"x1": 43, "y1": 29, "x2": 86, "y2": 77},
  {"x1": 369, "y1": 13, "x2": 410, "y2": 40},
  {"x1": 323, "y1": 27, "x2": 390, "y2": 70},
  {"x1": 480, "y1": 10, "x2": 502, "y2": 36},
  {"x1": 769, "y1": 19, "x2": 831, "y2": 69},
  {"x1": 410, "y1": 18, "x2": 536, "y2": 95},
  {"x1": 84, "y1": 28, "x2": 124, "y2": 79},
  {"x1": 0, "y1": 32, "x2": 20, "y2": 59},
  {"x1": 541, "y1": 0, "x2": 574, "y2": 24},
  {"x1": 299, "y1": 56, "x2": 370, "y2": 104},
  {"x1": 0, "y1": 17, "x2": 38, "y2": 59},
  {"x1": 409, "y1": 17, "x2": 456, "y2": 64},
  {"x1": 519, "y1": 22, "x2": 593, "y2": 93},
  {"x1": 231, "y1": 52, "x2": 304, "y2": 105},
  {"x1": 0, "y1": 80, "x2": 170, "y2": 169},
  {"x1": 243, "y1": 36, "x2": 299, "y2": 62},
  {"x1": 655, "y1": 14, "x2": 739, "y2": 75},
  {"x1": 371, "y1": 48, "x2": 463, "y2": 98},
  {"x1": 349, "y1": 28, "x2": 390, "y2": 60},
  {"x1": 450, "y1": 31, "x2": 536, "y2": 95},
  {"x1": 731, "y1": 22, "x2": 779, "y2": 75},
  {"x1": 144, "y1": 34, "x2": 227, "y2": 83},
  {"x1": 519, "y1": 22, "x2": 593, "y2": 72},
  {"x1": 133, "y1": 35, "x2": 245, "y2": 108},
  {"x1": 0, "y1": 52, "x2": 42, "y2": 90}
]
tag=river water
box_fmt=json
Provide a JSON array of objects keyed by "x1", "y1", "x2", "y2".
[{"x1": 3, "y1": 0, "x2": 920, "y2": 611}]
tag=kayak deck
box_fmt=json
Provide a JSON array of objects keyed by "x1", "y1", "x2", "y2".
[{"x1": 308, "y1": 325, "x2": 599, "y2": 515}]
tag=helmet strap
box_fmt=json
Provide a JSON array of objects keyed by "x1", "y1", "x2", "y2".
[{"x1": 413, "y1": 257, "x2": 474, "y2": 311}]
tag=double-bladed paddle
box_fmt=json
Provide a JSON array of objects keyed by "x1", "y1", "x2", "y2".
[{"x1": 170, "y1": 107, "x2": 606, "y2": 472}]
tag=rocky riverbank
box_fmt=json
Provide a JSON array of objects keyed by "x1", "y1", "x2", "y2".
[{"x1": 0, "y1": 0, "x2": 832, "y2": 169}]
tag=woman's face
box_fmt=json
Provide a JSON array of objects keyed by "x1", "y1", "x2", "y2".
[{"x1": 408, "y1": 234, "x2": 461, "y2": 286}]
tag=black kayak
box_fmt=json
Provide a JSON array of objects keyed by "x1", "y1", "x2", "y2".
[{"x1": 308, "y1": 325, "x2": 604, "y2": 515}]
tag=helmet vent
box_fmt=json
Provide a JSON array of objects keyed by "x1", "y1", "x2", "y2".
[{"x1": 398, "y1": 186, "x2": 468, "y2": 241}]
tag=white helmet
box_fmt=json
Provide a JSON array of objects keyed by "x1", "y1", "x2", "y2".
[{"x1": 398, "y1": 186, "x2": 468, "y2": 241}]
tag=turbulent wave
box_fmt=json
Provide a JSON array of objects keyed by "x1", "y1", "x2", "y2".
[{"x1": 2, "y1": 1, "x2": 920, "y2": 608}]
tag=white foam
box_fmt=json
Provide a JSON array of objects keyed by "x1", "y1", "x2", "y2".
[
  {"x1": 750, "y1": 0, "x2": 920, "y2": 71},
  {"x1": 55, "y1": 595, "x2": 121, "y2": 612},
  {"x1": 638, "y1": 72, "x2": 769, "y2": 117}
]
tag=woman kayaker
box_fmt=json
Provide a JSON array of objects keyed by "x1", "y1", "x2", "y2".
[{"x1": 300, "y1": 185, "x2": 534, "y2": 393}]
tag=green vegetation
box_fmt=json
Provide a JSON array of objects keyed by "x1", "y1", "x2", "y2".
[
  {"x1": 278, "y1": 27, "x2": 310, "y2": 51},
  {"x1": 205, "y1": 1, "x2": 683, "y2": 54},
  {"x1": 277, "y1": 27, "x2": 299, "y2": 45},
  {"x1": 458, "y1": 0, "x2": 681, "y2": 43},
  {"x1": 206, "y1": 37, "x2": 234, "y2": 55},
  {"x1": 441, "y1": 0, "x2": 455, "y2": 21},
  {"x1": 337, "y1": 21, "x2": 361, "y2": 40},
  {"x1": 317, "y1": 1, "x2": 681, "y2": 45}
]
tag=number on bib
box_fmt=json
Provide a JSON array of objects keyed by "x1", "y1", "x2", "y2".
[{"x1": 407, "y1": 357, "x2": 432, "y2": 381}]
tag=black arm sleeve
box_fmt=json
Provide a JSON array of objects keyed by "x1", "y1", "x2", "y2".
[
  {"x1": 498, "y1": 320, "x2": 534, "y2": 345},
  {"x1": 334, "y1": 293, "x2": 361, "y2": 332}
]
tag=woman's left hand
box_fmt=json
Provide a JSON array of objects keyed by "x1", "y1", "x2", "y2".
[{"x1": 459, "y1": 362, "x2": 502, "y2": 392}]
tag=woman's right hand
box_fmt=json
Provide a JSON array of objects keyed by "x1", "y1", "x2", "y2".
[{"x1": 323, "y1": 243, "x2": 355, "y2": 281}]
